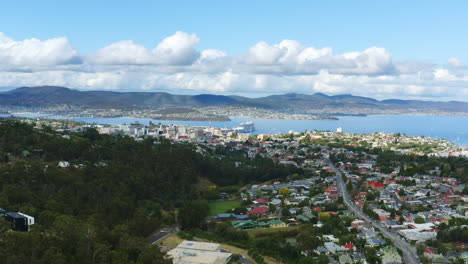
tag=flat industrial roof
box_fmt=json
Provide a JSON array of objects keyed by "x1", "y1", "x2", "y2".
[
  {"x1": 178, "y1": 240, "x2": 220, "y2": 252},
  {"x1": 167, "y1": 248, "x2": 231, "y2": 264}
]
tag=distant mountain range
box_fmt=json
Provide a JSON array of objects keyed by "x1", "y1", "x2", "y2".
[{"x1": 1, "y1": 86, "x2": 468, "y2": 114}]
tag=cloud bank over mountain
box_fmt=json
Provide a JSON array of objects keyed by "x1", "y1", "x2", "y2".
[{"x1": 0, "y1": 31, "x2": 467, "y2": 100}]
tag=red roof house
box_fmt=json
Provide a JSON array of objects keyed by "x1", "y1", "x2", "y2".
[
  {"x1": 326, "y1": 211, "x2": 339, "y2": 215},
  {"x1": 247, "y1": 206, "x2": 269, "y2": 216},
  {"x1": 254, "y1": 198, "x2": 268, "y2": 204},
  {"x1": 379, "y1": 216, "x2": 389, "y2": 222},
  {"x1": 366, "y1": 180, "x2": 384, "y2": 190},
  {"x1": 343, "y1": 243, "x2": 356, "y2": 251},
  {"x1": 424, "y1": 249, "x2": 436, "y2": 254}
]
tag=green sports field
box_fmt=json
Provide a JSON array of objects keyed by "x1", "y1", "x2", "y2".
[{"x1": 208, "y1": 201, "x2": 241, "y2": 215}]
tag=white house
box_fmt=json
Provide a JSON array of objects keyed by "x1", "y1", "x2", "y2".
[
  {"x1": 58, "y1": 161, "x2": 70, "y2": 168},
  {"x1": 18, "y1": 212, "x2": 35, "y2": 226}
]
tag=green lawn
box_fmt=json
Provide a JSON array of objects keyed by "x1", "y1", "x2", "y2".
[{"x1": 208, "y1": 201, "x2": 241, "y2": 215}]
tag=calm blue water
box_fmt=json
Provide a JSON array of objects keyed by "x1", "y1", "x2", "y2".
[{"x1": 5, "y1": 113, "x2": 468, "y2": 146}]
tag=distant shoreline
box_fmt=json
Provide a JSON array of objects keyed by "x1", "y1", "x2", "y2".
[{"x1": 3, "y1": 113, "x2": 467, "y2": 147}]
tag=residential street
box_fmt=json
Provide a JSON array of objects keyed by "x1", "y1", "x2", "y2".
[{"x1": 325, "y1": 159, "x2": 421, "y2": 264}]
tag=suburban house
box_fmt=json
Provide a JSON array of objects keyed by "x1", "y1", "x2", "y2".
[
  {"x1": 380, "y1": 246, "x2": 403, "y2": 264},
  {"x1": 269, "y1": 219, "x2": 286, "y2": 228},
  {"x1": 1, "y1": 209, "x2": 35, "y2": 232},
  {"x1": 324, "y1": 242, "x2": 346, "y2": 254},
  {"x1": 246, "y1": 206, "x2": 269, "y2": 216},
  {"x1": 366, "y1": 180, "x2": 385, "y2": 190},
  {"x1": 342, "y1": 242, "x2": 356, "y2": 251},
  {"x1": 232, "y1": 220, "x2": 270, "y2": 229},
  {"x1": 58, "y1": 161, "x2": 70, "y2": 168},
  {"x1": 4, "y1": 212, "x2": 29, "y2": 232},
  {"x1": 338, "y1": 254, "x2": 353, "y2": 264}
]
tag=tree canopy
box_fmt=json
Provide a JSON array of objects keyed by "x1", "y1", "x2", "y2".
[{"x1": 0, "y1": 120, "x2": 300, "y2": 263}]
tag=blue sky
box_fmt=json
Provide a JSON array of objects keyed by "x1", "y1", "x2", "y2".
[
  {"x1": 2, "y1": 0, "x2": 466, "y2": 62},
  {"x1": 0, "y1": 1, "x2": 467, "y2": 100}
]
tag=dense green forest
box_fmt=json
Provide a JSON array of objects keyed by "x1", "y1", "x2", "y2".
[{"x1": 0, "y1": 120, "x2": 300, "y2": 263}]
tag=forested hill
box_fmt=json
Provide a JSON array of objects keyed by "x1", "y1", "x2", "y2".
[
  {"x1": 2, "y1": 86, "x2": 468, "y2": 113},
  {"x1": 0, "y1": 120, "x2": 300, "y2": 264}
]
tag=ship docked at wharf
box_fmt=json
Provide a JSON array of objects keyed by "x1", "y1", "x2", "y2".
[{"x1": 232, "y1": 121, "x2": 255, "y2": 133}]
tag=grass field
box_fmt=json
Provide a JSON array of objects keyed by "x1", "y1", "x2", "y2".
[
  {"x1": 157, "y1": 233, "x2": 183, "y2": 248},
  {"x1": 208, "y1": 201, "x2": 241, "y2": 215}
]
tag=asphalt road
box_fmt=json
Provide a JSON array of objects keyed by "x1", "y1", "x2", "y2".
[
  {"x1": 148, "y1": 230, "x2": 170, "y2": 244},
  {"x1": 239, "y1": 255, "x2": 255, "y2": 264},
  {"x1": 325, "y1": 159, "x2": 421, "y2": 264}
]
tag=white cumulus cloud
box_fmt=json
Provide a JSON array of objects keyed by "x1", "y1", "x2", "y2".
[
  {"x1": 88, "y1": 31, "x2": 200, "y2": 65},
  {"x1": 332, "y1": 47, "x2": 394, "y2": 75},
  {"x1": 88, "y1": 40, "x2": 152, "y2": 65},
  {"x1": 152, "y1": 31, "x2": 200, "y2": 65},
  {"x1": 0, "y1": 32, "x2": 80, "y2": 67},
  {"x1": 0, "y1": 32, "x2": 467, "y2": 101},
  {"x1": 242, "y1": 40, "x2": 394, "y2": 76}
]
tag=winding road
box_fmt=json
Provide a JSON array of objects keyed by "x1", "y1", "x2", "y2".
[{"x1": 325, "y1": 159, "x2": 421, "y2": 264}]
